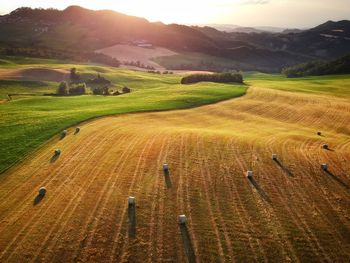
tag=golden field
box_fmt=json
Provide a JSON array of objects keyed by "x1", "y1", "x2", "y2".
[{"x1": 0, "y1": 86, "x2": 349, "y2": 262}]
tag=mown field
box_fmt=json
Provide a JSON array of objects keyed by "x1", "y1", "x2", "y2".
[
  {"x1": 0, "y1": 57, "x2": 247, "y2": 173},
  {"x1": 0, "y1": 57, "x2": 349, "y2": 262},
  {"x1": 152, "y1": 51, "x2": 250, "y2": 71}
]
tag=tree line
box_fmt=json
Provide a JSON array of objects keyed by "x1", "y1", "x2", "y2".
[
  {"x1": 181, "y1": 72, "x2": 243, "y2": 84},
  {"x1": 282, "y1": 54, "x2": 350, "y2": 78}
]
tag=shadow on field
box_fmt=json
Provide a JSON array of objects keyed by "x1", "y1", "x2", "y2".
[
  {"x1": 60, "y1": 133, "x2": 66, "y2": 140},
  {"x1": 33, "y1": 194, "x2": 45, "y2": 205},
  {"x1": 248, "y1": 177, "x2": 272, "y2": 203},
  {"x1": 180, "y1": 224, "x2": 196, "y2": 263},
  {"x1": 164, "y1": 170, "x2": 172, "y2": 189},
  {"x1": 274, "y1": 159, "x2": 294, "y2": 177},
  {"x1": 324, "y1": 147, "x2": 335, "y2": 152},
  {"x1": 128, "y1": 204, "x2": 136, "y2": 238},
  {"x1": 50, "y1": 153, "x2": 60, "y2": 163},
  {"x1": 324, "y1": 170, "x2": 350, "y2": 191}
]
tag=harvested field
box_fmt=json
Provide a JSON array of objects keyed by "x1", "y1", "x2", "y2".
[
  {"x1": 0, "y1": 87, "x2": 349, "y2": 262},
  {"x1": 0, "y1": 68, "x2": 69, "y2": 82},
  {"x1": 96, "y1": 44, "x2": 177, "y2": 70}
]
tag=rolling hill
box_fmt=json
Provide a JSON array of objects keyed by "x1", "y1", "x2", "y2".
[
  {"x1": 1, "y1": 6, "x2": 350, "y2": 72},
  {"x1": 0, "y1": 3, "x2": 350, "y2": 262},
  {"x1": 0, "y1": 78, "x2": 349, "y2": 262}
]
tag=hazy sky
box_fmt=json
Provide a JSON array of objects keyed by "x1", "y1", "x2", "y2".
[{"x1": 1, "y1": 0, "x2": 349, "y2": 28}]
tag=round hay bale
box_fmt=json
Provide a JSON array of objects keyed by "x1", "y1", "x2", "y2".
[
  {"x1": 317, "y1": 131, "x2": 322, "y2": 136},
  {"x1": 76, "y1": 127, "x2": 80, "y2": 133},
  {"x1": 322, "y1": 144, "x2": 328, "y2": 149},
  {"x1": 62, "y1": 130, "x2": 67, "y2": 135},
  {"x1": 246, "y1": 171, "x2": 253, "y2": 179},
  {"x1": 178, "y1": 214, "x2": 187, "y2": 225},
  {"x1": 54, "y1": 149, "x2": 61, "y2": 155},
  {"x1": 128, "y1": 196, "x2": 135, "y2": 206},
  {"x1": 38, "y1": 187, "x2": 46, "y2": 196},
  {"x1": 321, "y1": 164, "x2": 328, "y2": 171},
  {"x1": 272, "y1": 154, "x2": 277, "y2": 160}
]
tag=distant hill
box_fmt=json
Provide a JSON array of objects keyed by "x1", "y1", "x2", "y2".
[
  {"x1": 0, "y1": 6, "x2": 350, "y2": 72},
  {"x1": 0, "y1": 6, "x2": 217, "y2": 53},
  {"x1": 198, "y1": 20, "x2": 350, "y2": 59},
  {"x1": 311, "y1": 20, "x2": 350, "y2": 35},
  {"x1": 202, "y1": 24, "x2": 288, "y2": 33},
  {"x1": 282, "y1": 54, "x2": 350, "y2": 77}
]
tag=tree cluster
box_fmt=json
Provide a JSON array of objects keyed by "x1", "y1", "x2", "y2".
[
  {"x1": 92, "y1": 86, "x2": 110, "y2": 95},
  {"x1": 86, "y1": 74, "x2": 111, "y2": 85},
  {"x1": 181, "y1": 72, "x2": 243, "y2": 84},
  {"x1": 57, "y1": 82, "x2": 86, "y2": 95},
  {"x1": 282, "y1": 55, "x2": 350, "y2": 77}
]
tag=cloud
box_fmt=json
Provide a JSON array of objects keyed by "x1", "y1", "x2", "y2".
[{"x1": 241, "y1": 0, "x2": 270, "y2": 5}]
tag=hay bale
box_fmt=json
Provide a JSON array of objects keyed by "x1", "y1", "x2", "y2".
[
  {"x1": 128, "y1": 196, "x2": 135, "y2": 206},
  {"x1": 322, "y1": 144, "x2": 329, "y2": 149},
  {"x1": 62, "y1": 130, "x2": 67, "y2": 136},
  {"x1": 317, "y1": 131, "x2": 322, "y2": 136},
  {"x1": 76, "y1": 127, "x2": 80, "y2": 133},
  {"x1": 246, "y1": 171, "x2": 253, "y2": 179},
  {"x1": 38, "y1": 187, "x2": 46, "y2": 196},
  {"x1": 163, "y1": 163, "x2": 169, "y2": 172},
  {"x1": 178, "y1": 214, "x2": 187, "y2": 225},
  {"x1": 321, "y1": 164, "x2": 328, "y2": 171},
  {"x1": 54, "y1": 149, "x2": 61, "y2": 155},
  {"x1": 272, "y1": 154, "x2": 277, "y2": 160}
]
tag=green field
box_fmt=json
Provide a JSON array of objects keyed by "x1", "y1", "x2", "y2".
[{"x1": 0, "y1": 57, "x2": 247, "y2": 173}]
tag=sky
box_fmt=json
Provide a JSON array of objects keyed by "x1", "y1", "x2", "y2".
[{"x1": 0, "y1": 0, "x2": 349, "y2": 28}]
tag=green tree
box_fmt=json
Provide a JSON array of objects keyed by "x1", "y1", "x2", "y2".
[
  {"x1": 70, "y1": 68, "x2": 80, "y2": 83},
  {"x1": 69, "y1": 83, "x2": 86, "y2": 95},
  {"x1": 57, "y1": 82, "x2": 69, "y2": 95}
]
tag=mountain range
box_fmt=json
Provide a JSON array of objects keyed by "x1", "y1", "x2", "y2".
[
  {"x1": 199, "y1": 24, "x2": 301, "y2": 33},
  {"x1": 1, "y1": 6, "x2": 350, "y2": 72}
]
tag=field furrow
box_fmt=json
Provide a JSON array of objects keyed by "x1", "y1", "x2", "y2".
[{"x1": 1, "y1": 86, "x2": 349, "y2": 262}]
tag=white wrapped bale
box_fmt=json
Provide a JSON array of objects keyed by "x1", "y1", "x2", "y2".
[
  {"x1": 163, "y1": 163, "x2": 169, "y2": 172},
  {"x1": 246, "y1": 171, "x2": 253, "y2": 179},
  {"x1": 128, "y1": 196, "x2": 135, "y2": 206},
  {"x1": 321, "y1": 164, "x2": 328, "y2": 171},
  {"x1": 38, "y1": 187, "x2": 46, "y2": 196},
  {"x1": 178, "y1": 214, "x2": 187, "y2": 225},
  {"x1": 272, "y1": 154, "x2": 277, "y2": 160}
]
